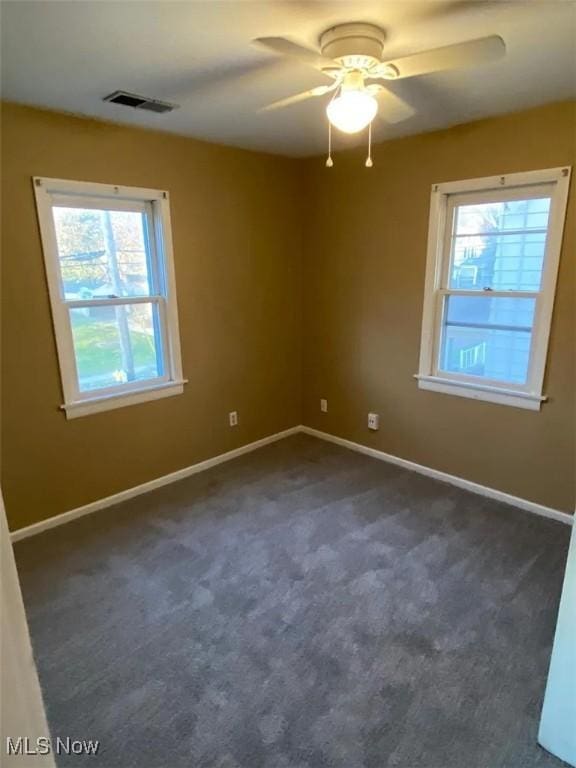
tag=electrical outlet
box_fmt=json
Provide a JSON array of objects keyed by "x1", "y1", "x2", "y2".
[
  {"x1": 320, "y1": 399, "x2": 328, "y2": 413},
  {"x1": 368, "y1": 412, "x2": 379, "y2": 431},
  {"x1": 229, "y1": 411, "x2": 238, "y2": 427}
]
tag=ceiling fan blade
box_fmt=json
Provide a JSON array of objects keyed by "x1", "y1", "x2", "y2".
[
  {"x1": 366, "y1": 85, "x2": 416, "y2": 124},
  {"x1": 259, "y1": 84, "x2": 336, "y2": 112},
  {"x1": 373, "y1": 35, "x2": 505, "y2": 79},
  {"x1": 253, "y1": 37, "x2": 339, "y2": 74}
]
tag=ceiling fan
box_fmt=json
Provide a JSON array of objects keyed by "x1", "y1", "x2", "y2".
[{"x1": 254, "y1": 24, "x2": 505, "y2": 134}]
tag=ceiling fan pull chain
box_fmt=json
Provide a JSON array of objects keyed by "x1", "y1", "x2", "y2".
[
  {"x1": 365, "y1": 122, "x2": 373, "y2": 168},
  {"x1": 326, "y1": 119, "x2": 334, "y2": 168}
]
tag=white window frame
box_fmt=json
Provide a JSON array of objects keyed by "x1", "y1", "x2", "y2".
[
  {"x1": 33, "y1": 177, "x2": 186, "y2": 418},
  {"x1": 416, "y1": 167, "x2": 571, "y2": 411}
]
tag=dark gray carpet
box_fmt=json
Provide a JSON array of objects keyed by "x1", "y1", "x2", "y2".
[{"x1": 15, "y1": 434, "x2": 571, "y2": 768}]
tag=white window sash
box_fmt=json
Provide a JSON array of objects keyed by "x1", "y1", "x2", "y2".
[
  {"x1": 65, "y1": 295, "x2": 163, "y2": 308},
  {"x1": 416, "y1": 167, "x2": 571, "y2": 410},
  {"x1": 64, "y1": 297, "x2": 172, "y2": 402},
  {"x1": 436, "y1": 289, "x2": 539, "y2": 298},
  {"x1": 445, "y1": 183, "x2": 556, "y2": 207},
  {"x1": 52, "y1": 198, "x2": 159, "y2": 299},
  {"x1": 33, "y1": 177, "x2": 186, "y2": 417},
  {"x1": 432, "y1": 290, "x2": 539, "y2": 387},
  {"x1": 51, "y1": 195, "x2": 150, "y2": 213}
]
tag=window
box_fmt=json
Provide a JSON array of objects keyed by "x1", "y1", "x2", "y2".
[
  {"x1": 416, "y1": 167, "x2": 571, "y2": 410},
  {"x1": 34, "y1": 177, "x2": 185, "y2": 418}
]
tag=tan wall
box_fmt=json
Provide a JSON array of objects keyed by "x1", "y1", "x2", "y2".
[
  {"x1": 302, "y1": 101, "x2": 576, "y2": 513},
  {"x1": 2, "y1": 101, "x2": 574, "y2": 531},
  {"x1": 1, "y1": 103, "x2": 303, "y2": 531}
]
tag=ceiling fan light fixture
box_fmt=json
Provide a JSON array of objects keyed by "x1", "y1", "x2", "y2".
[
  {"x1": 378, "y1": 63, "x2": 399, "y2": 79},
  {"x1": 326, "y1": 89, "x2": 378, "y2": 134}
]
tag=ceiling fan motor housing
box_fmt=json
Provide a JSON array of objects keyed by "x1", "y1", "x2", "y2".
[{"x1": 319, "y1": 23, "x2": 386, "y2": 71}]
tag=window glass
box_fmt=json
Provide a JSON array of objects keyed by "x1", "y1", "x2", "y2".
[
  {"x1": 52, "y1": 207, "x2": 153, "y2": 299},
  {"x1": 417, "y1": 170, "x2": 569, "y2": 409},
  {"x1": 69, "y1": 303, "x2": 163, "y2": 392},
  {"x1": 439, "y1": 296, "x2": 535, "y2": 384},
  {"x1": 448, "y1": 197, "x2": 551, "y2": 291},
  {"x1": 34, "y1": 178, "x2": 184, "y2": 416}
]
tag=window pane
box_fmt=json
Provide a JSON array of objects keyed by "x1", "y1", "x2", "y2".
[
  {"x1": 53, "y1": 207, "x2": 153, "y2": 299},
  {"x1": 70, "y1": 303, "x2": 163, "y2": 392},
  {"x1": 439, "y1": 296, "x2": 535, "y2": 384},
  {"x1": 449, "y1": 197, "x2": 551, "y2": 291},
  {"x1": 445, "y1": 295, "x2": 535, "y2": 329}
]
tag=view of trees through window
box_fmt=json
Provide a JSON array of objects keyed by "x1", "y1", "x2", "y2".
[
  {"x1": 440, "y1": 196, "x2": 551, "y2": 384},
  {"x1": 52, "y1": 207, "x2": 162, "y2": 391}
]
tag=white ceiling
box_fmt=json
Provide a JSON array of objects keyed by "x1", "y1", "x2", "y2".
[{"x1": 1, "y1": 0, "x2": 575, "y2": 157}]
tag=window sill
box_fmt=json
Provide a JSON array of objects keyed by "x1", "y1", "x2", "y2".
[
  {"x1": 414, "y1": 375, "x2": 545, "y2": 411},
  {"x1": 61, "y1": 379, "x2": 187, "y2": 419}
]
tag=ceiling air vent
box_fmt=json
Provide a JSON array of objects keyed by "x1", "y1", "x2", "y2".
[{"x1": 103, "y1": 91, "x2": 178, "y2": 114}]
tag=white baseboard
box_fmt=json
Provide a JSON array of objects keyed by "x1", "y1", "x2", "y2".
[
  {"x1": 10, "y1": 426, "x2": 301, "y2": 542},
  {"x1": 301, "y1": 426, "x2": 574, "y2": 527},
  {"x1": 11, "y1": 423, "x2": 572, "y2": 542}
]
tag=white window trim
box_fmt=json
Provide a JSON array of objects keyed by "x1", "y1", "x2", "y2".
[
  {"x1": 33, "y1": 177, "x2": 186, "y2": 418},
  {"x1": 416, "y1": 167, "x2": 571, "y2": 411}
]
